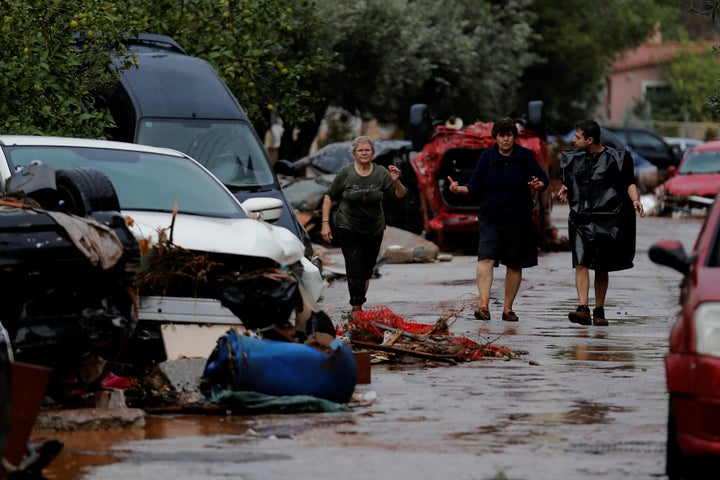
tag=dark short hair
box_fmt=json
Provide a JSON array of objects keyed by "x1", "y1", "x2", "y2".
[
  {"x1": 491, "y1": 117, "x2": 518, "y2": 139},
  {"x1": 575, "y1": 120, "x2": 601, "y2": 143}
]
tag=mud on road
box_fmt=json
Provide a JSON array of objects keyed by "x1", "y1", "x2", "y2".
[{"x1": 40, "y1": 203, "x2": 702, "y2": 480}]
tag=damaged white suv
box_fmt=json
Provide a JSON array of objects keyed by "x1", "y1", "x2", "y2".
[{"x1": 0, "y1": 136, "x2": 328, "y2": 368}]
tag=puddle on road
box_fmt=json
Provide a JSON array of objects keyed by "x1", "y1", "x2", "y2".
[
  {"x1": 447, "y1": 400, "x2": 628, "y2": 443},
  {"x1": 37, "y1": 414, "x2": 254, "y2": 480},
  {"x1": 553, "y1": 345, "x2": 637, "y2": 362},
  {"x1": 429, "y1": 279, "x2": 475, "y2": 287},
  {"x1": 510, "y1": 400, "x2": 628, "y2": 425}
]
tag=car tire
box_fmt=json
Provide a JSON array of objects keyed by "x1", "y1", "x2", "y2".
[
  {"x1": 409, "y1": 104, "x2": 434, "y2": 152},
  {"x1": 56, "y1": 167, "x2": 120, "y2": 217},
  {"x1": 665, "y1": 396, "x2": 712, "y2": 479},
  {"x1": 666, "y1": 398, "x2": 685, "y2": 479}
]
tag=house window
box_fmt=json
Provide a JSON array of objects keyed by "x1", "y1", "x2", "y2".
[{"x1": 642, "y1": 81, "x2": 673, "y2": 114}]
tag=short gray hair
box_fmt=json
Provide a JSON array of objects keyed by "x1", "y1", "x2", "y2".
[{"x1": 349, "y1": 135, "x2": 375, "y2": 155}]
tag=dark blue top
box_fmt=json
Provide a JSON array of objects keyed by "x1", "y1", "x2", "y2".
[{"x1": 464, "y1": 144, "x2": 549, "y2": 222}]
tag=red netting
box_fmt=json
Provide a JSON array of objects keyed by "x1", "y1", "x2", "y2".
[
  {"x1": 338, "y1": 305, "x2": 516, "y2": 361},
  {"x1": 349, "y1": 305, "x2": 444, "y2": 339}
]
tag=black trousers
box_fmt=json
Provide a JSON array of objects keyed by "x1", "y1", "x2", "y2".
[{"x1": 336, "y1": 228, "x2": 383, "y2": 308}]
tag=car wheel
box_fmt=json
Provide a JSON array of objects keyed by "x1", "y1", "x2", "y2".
[
  {"x1": 409, "y1": 104, "x2": 434, "y2": 152},
  {"x1": 667, "y1": 399, "x2": 683, "y2": 479},
  {"x1": 56, "y1": 167, "x2": 121, "y2": 217},
  {"x1": 667, "y1": 396, "x2": 699, "y2": 479}
]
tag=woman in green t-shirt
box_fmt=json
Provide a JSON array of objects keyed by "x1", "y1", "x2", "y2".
[{"x1": 321, "y1": 136, "x2": 407, "y2": 312}]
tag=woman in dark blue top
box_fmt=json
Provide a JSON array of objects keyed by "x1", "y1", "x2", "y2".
[{"x1": 448, "y1": 117, "x2": 548, "y2": 322}]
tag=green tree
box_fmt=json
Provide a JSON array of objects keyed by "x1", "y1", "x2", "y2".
[
  {"x1": 312, "y1": 0, "x2": 539, "y2": 126},
  {"x1": 655, "y1": 49, "x2": 720, "y2": 121},
  {"x1": 0, "y1": 0, "x2": 146, "y2": 136},
  {"x1": 520, "y1": 0, "x2": 678, "y2": 132},
  {"x1": 135, "y1": 0, "x2": 334, "y2": 132},
  {"x1": 692, "y1": 0, "x2": 720, "y2": 116}
]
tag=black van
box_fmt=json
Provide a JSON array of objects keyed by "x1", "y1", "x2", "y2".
[{"x1": 100, "y1": 34, "x2": 312, "y2": 255}]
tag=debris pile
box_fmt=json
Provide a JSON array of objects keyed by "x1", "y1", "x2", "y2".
[{"x1": 341, "y1": 306, "x2": 522, "y2": 364}]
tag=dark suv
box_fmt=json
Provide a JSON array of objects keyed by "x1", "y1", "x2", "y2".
[
  {"x1": 97, "y1": 34, "x2": 313, "y2": 257},
  {"x1": 603, "y1": 126, "x2": 681, "y2": 181}
]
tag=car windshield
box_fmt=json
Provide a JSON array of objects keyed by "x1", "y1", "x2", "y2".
[
  {"x1": 678, "y1": 150, "x2": 720, "y2": 175},
  {"x1": 136, "y1": 118, "x2": 276, "y2": 188},
  {"x1": 4, "y1": 145, "x2": 247, "y2": 218}
]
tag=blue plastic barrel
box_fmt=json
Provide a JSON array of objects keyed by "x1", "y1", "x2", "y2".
[{"x1": 204, "y1": 331, "x2": 357, "y2": 404}]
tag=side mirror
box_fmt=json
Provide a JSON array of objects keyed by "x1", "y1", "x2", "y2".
[
  {"x1": 273, "y1": 159, "x2": 297, "y2": 177},
  {"x1": 648, "y1": 240, "x2": 693, "y2": 275},
  {"x1": 241, "y1": 197, "x2": 284, "y2": 223},
  {"x1": 667, "y1": 165, "x2": 678, "y2": 177}
]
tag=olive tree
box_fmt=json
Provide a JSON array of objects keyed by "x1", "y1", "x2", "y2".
[{"x1": 0, "y1": 0, "x2": 146, "y2": 136}]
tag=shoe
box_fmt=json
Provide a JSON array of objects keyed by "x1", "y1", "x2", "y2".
[
  {"x1": 474, "y1": 307, "x2": 491, "y2": 320},
  {"x1": 502, "y1": 310, "x2": 518, "y2": 322},
  {"x1": 593, "y1": 306, "x2": 608, "y2": 326},
  {"x1": 568, "y1": 305, "x2": 591, "y2": 325}
]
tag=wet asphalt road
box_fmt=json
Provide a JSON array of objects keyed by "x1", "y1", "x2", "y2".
[{"x1": 48, "y1": 202, "x2": 704, "y2": 480}]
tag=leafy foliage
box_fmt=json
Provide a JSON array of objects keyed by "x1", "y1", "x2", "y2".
[
  {"x1": 313, "y1": 0, "x2": 539, "y2": 125},
  {"x1": 657, "y1": 48, "x2": 720, "y2": 121},
  {"x1": 0, "y1": 0, "x2": 699, "y2": 139},
  {"x1": 0, "y1": 0, "x2": 146, "y2": 136},
  {"x1": 133, "y1": 0, "x2": 334, "y2": 131},
  {"x1": 520, "y1": 0, "x2": 678, "y2": 132},
  {"x1": 691, "y1": 1, "x2": 720, "y2": 116}
]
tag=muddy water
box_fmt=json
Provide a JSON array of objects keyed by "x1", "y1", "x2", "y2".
[
  {"x1": 38, "y1": 415, "x2": 253, "y2": 479},
  {"x1": 33, "y1": 204, "x2": 705, "y2": 480}
]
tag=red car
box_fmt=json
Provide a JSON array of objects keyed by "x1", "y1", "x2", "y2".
[
  {"x1": 655, "y1": 140, "x2": 720, "y2": 216},
  {"x1": 649, "y1": 190, "x2": 720, "y2": 478},
  {"x1": 408, "y1": 102, "x2": 558, "y2": 252}
]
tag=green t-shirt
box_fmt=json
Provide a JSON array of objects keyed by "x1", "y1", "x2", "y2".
[{"x1": 326, "y1": 163, "x2": 396, "y2": 235}]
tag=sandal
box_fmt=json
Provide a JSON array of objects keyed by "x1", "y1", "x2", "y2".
[
  {"x1": 474, "y1": 307, "x2": 491, "y2": 320},
  {"x1": 502, "y1": 310, "x2": 518, "y2": 322}
]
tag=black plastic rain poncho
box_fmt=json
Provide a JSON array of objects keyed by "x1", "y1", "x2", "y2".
[{"x1": 560, "y1": 147, "x2": 636, "y2": 271}]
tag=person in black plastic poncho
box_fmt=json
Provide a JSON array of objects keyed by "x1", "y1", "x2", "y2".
[{"x1": 558, "y1": 120, "x2": 645, "y2": 326}]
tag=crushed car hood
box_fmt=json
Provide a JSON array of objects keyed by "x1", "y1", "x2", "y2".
[
  {"x1": 125, "y1": 210, "x2": 306, "y2": 266},
  {"x1": 663, "y1": 173, "x2": 720, "y2": 197}
]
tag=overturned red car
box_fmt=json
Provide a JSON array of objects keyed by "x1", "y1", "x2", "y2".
[{"x1": 408, "y1": 102, "x2": 560, "y2": 252}]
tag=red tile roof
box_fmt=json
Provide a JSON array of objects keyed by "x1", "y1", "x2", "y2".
[{"x1": 612, "y1": 41, "x2": 715, "y2": 73}]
